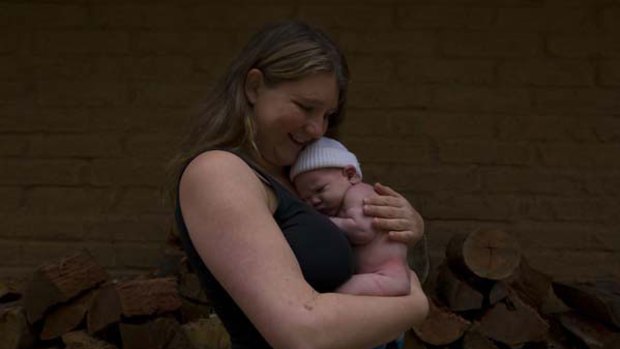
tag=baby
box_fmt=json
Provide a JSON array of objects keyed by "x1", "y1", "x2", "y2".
[{"x1": 290, "y1": 137, "x2": 410, "y2": 297}]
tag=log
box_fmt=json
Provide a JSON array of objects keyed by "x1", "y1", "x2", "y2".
[
  {"x1": 178, "y1": 272, "x2": 208, "y2": 304},
  {"x1": 115, "y1": 277, "x2": 182, "y2": 317},
  {"x1": 62, "y1": 331, "x2": 118, "y2": 349},
  {"x1": 435, "y1": 263, "x2": 484, "y2": 312},
  {"x1": 412, "y1": 300, "x2": 470, "y2": 346},
  {"x1": 478, "y1": 293, "x2": 549, "y2": 347},
  {"x1": 446, "y1": 229, "x2": 521, "y2": 281},
  {"x1": 553, "y1": 279, "x2": 620, "y2": 329},
  {"x1": 0, "y1": 304, "x2": 35, "y2": 349},
  {"x1": 462, "y1": 326, "x2": 500, "y2": 349},
  {"x1": 401, "y1": 330, "x2": 426, "y2": 349},
  {"x1": 183, "y1": 315, "x2": 231, "y2": 349},
  {"x1": 41, "y1": 289, "x2": 96, "y2": 340},
  {"x1": 86, "y1": 283, "x2": 121, "y2": 334},
  {"x1": 556, "y1": 311, "x2": 620, "y2": 349},
  {"x1": 23, "y1": 251, "x2": 108, "y2": 323},
  {"x1": 504, "y1": 259, "x2": 553, "y2": 311},
  {"x1": 120, "y1": 317, "x2": 194, "y2": 349}
]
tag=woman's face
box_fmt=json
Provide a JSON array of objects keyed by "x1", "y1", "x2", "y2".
[{"x1": 246, "y1": 70, "x2": 339, "y2": 169}]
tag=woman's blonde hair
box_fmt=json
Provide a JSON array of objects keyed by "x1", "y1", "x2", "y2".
[{"x1": 168, "y1": 20, "x2": 349, "y2": 197}]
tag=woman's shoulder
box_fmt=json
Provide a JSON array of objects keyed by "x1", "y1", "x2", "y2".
[{"x1": 180, "y1": 150, "x2": 275, "y2": 209}]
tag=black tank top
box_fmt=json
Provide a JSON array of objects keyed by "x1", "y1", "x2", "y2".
[{"x1": 175, "y1": 151, "x2": 354, "y2": 349}]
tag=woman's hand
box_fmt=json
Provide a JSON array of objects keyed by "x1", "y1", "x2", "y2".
[{"x1": 362, "y1": 182, "x2": 424, "y2": 246}]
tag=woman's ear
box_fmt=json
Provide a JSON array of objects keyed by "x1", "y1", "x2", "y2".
[
  {"x1": 343, "y1": 165, "x2": 362, "y2": 184},
  {"x1": 245, "y1": 68, "x2": 264, "y2": 105}
]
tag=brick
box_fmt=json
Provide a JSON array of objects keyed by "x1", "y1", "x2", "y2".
[
  {"x1": 0, "y1": 159, "x2": 87, "y2": 185},
  {"x1": 0, "y1": 187, "x2": 22, "y2": 212},
  {"x1": 194, "y1": 54, "x2": 236, "y2": 81},
  {"x1": 89, "y1": 4, "x2": 149, "y2": 28},
  {"x1": 539, "y1": 144, "x2": 620, "y2": 168},
  {"x1": 32, "y1": 56, "x2": 122, "y2": 81},
  {"x1": 440, "y1": 32, "x2": 542, "y2": 58},
  {"x1": 0, "y1": 135, "x2": 28, "y2": 156},
  {"x1": 186, "y1": 5, "x2": 295, "y2": 29},
  {"x1": 87, "y1": 215, "x2": 170, "y2": 242},
  {"x1": 337, "y1": 110, "x2": 394, "y2": 136},
  {"x1": 498, "y1": 59, "x2": 594, "y2": 86},
  {"x1": 432, "y1": 86, "x2": 531, "y2": 112},
  {"x1": 0, "y1": 3, "x2": 89, "y2": 28},
  {"x1": 343, "y1": 137, "x2": 434, "y2": 165},
  {"x1": 124, "y1": 133, "x2": 182, "y2": 160},
  {"x1": 592, "y1": 116, "x2": 620, "y2": 142},
  {"x1": 527, "y1": 197, "x2": 618, "y2": 222},
  {"x1": 298, "y1": 5, "x2": 393, "y2": 29},
  {"x1": 515, "y1": 222, "x2": 607, "y2": 251},
  {"x1": 29, "y1": 134, "x2": 123, "y2": 158},
  {"x1": 114, "y1": 243, "x2": 163, "y2": 269},
  {"x1": 0, "y1": 241, "x2": 113, "y2": 268},
  {"x1": 395, "y1": 58, "x2": 496, "y2": 85},
  {"x1": 363, "y1": 164, "x2": 482, "y2": 193},
  {"x1": 0, "y1": 212, "x2": 87, "y2": 240},
  {"x1": 126, "y1": 56, "x2": 194, "y2": 82},
  {"x1": 0, "y1": 241, "x2": 23, "y2": 267},
  {"x1": 420, "y1": 194, "x2": 521, "y2": 221},
  {"x1": 497, "y1": 114, "x2": 598, "y2": 142},
  {"x1": 396, "y1": 5, "x2": 495, "y2": 30},
  {"x1": 339, "y1": 30, "x2": 437, "y2": 55},
  {"x1": 392, "y1": 111, "x2": 497, "y2": 139},
  {"x1": 481, "y1": 168, "x2": 584, "y2": 195},
  {"x1": 525, "y1": 250, "x2": 620, "y2": 280},
  {"x1": 0, "y1": 30, "x2": 25, "y2": 53},
  {"x1": 89, "y1": 159, "x2": 166, "y2": 186},
  {"x1": 584, "y1": 171, "x2": 620, "y2": 195},
  {"x1": 0, "y1": 82, "x2": 32, "y2": 105},
  {"x1": 549, "y1": 34, "x2": 620, "y2": 58},
  {"x1": 599, "y1": 60, "x2": 620, "y2": 86},
  {"x1": 36, "y1": 81, "x2": 129, "y2": 107},
  {"x1": 112, "y1": 188, "x2": 169, "y2": 214},
  {"x1": 494, "y1": 6, "x2": 598, "y2": 33},
  {"x1": 348, "y1": 82, "x2": 431, "y2": 108},
  {"x1": 34, "y1": 31, "x2": 131, "y2": 54},
  {"x1": 24, "y1": 187, "x2": 115, "y2": 214},
  {"x1": 0, "y1": 55, "x2": 31, "y2": 80},
  {"x1": 601, "y1": 6, "x2": 620, "y2": 34},
  {"x1": 346, "y1": 54, "x2": 395, "y2": 82},
  {"x1": 133, "y1": 31, "x2": 239, "y2": 55},
  {"x1": 533, "y1": 88, "x2": 620, "y2": 113},
  {"x1": 437, "y1": 140, "x2": 534, "y2": 165},
  {"x1": 133, "y1": 82, "x2": 208, "y2": 107},
  {"x1": 91, "y1": 106, "x2": 189, "y2": 133}
]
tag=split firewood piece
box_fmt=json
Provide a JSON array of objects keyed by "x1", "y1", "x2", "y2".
[
  {"x1": 479, "y1": 294, "x2": 549, "y2": 347},
  {"x1": 504, "y1": 259, "x2": 553, "y2": 311},
  {"x1": 0, "y1": 304, "x2": 35, "y2": 349},
  {"x1": 179, "y1": 297, "x2": 212, "y2": 323},
  {"x1": 412, "y1": 299, "x2": 471, "y2": 346},
  {"x1": 553, "y1": 280, "x2": 620, "y2": 329},
  {"x1": 153, "y1": 248, "x2": 187, "y2": 278},
  {"x1": 0, "y1": 280, "x2": 22, "y2": 303},
  {"x1": 446, "y1": 229, "x2": 521, "y2": 281},
  {"x1": 40, "y1": 289, "x2": 96, "y2": 340},
  {"x1": 115, "y1": 277, "x2": 182, "y2": 317},
  {"x1": 86, "y1": 283, "x2": 121, "y2": 334},
  {"x1": 557, "y1": 311, "x2": 620, "y2": 349},
  {"x1": 178, "y1": 272, "x2": 209, "y2": 304},
  {"x1": 62, "y1": 331, "x2": 118, "y2": 349},
  {"x1": 121, "y1": 317, "x2": 194, "y2": 349},
  {"x1": 183, "y1": 315, "x2": 231, "y2": 349},
  {"x1": 435, "y1": 263, "x2": 484, "y2": 312},
  {"x1": 23, "y1": 251, "x2": 108, "y2": 323},
  {"x1": 462, "y1": 325, "x2": 500, "y2": 349}
]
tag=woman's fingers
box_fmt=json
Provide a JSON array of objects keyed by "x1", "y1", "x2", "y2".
[{"x1": 363, "y1": 204, "x2": 407, "y2": 219}]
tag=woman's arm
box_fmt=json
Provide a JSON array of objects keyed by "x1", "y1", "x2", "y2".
[{"x1": 180, "y1": 151, "x2": 428, "y2": 349}]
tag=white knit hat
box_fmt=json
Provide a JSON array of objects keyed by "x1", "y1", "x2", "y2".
[{"x1": 290, "y1": 137, "x2": 362, "y2": 181}]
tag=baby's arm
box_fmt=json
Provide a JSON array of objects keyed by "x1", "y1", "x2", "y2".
[{"x1": 330, "y1": 183, "x2": 377, "y2": 245}]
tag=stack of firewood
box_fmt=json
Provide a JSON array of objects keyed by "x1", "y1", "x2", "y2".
[
  {"x1": 403, "y1": 229, "x2": 620, "y2": 349},
  {"x1": 0, "y1": 250, "x2": 230, "y2": 349}
]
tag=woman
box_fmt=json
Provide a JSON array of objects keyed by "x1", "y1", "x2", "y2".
[{"x1": 171, "y1": 21, "x2": 428, "y2": 349}]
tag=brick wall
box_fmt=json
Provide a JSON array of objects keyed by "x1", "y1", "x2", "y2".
[{"x1": 1, "y1": 0, "x2": 618, "y2": 281}]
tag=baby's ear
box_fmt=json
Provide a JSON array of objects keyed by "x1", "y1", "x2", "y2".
[{"x1": 343, "y1": 165, "x2": 361, "y2": 184}]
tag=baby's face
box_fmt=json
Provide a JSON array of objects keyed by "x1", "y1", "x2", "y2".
[{"x1": 294, "y1": 168, "x2": 353, "y2": 216}]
